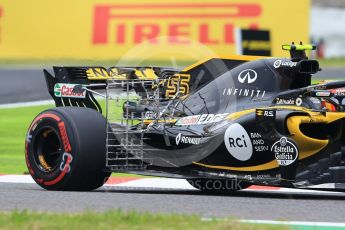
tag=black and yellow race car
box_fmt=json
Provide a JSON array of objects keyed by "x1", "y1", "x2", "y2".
[{"x1": 25, "y1": 43, "x2": 345, "y2": 192}]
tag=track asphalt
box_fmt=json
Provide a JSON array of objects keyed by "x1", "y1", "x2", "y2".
[
  {"x1": 1, "y1": 68, "x2": 345, "y2": 227},
  {"x1": 1, "y1": 176, "x2": 345, "y2": 222}
]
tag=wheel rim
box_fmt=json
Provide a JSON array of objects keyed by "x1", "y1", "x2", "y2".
[{"x1": 33, "y1": 127, "x2": 63, "y2": 172}]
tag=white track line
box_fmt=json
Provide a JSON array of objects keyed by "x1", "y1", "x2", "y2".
[
  {"x1": 0, "y1": 175, "x2": 196, "y2": 189},
  {"x1": 107, "y1": 177, "x2": 196, "y2": 189},
  {"x1": 202, "y1": 218, "x2": 345, "y2": 228},
  {"x1": 0, "y1": 175, "x2": 344, "y2": 195},
  {"x1": 0, "y1": 175, "x2": 35, "y2": 183},
  {"x1": 240, "y1": 219, "x2": 345, "y2": 228},
  {"x1": 244, "y1": 187, "x2": 343, "y2": 194},
  {"x1": 2, "y1": 175, "x2": 343, "y2": 228}
]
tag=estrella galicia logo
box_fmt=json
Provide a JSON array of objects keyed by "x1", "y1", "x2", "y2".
[
  {"x1": 271, "y1": 137, "x2": 298, "y2": 166},
  {"x1": 238, "y1": 69, "x2": 257, "y2": 84}
]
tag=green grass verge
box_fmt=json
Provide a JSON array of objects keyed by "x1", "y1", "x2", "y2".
[
  {"x1": 0, "y1": 210, "x2": 286, "y2": 230},
  {"x1": 311, "y1": 79, "x2": 328, "y2": 85},
  {"x1": 319, "y1": 58, "x2": 345, "y2": 68},
  {"x1": 0, "y1": 105, "x2": 53, "y2": 174}
]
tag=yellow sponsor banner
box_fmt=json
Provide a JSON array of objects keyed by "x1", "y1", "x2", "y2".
[{"x1": 0, "y1": 0, "x2": 310, "y2": 61}]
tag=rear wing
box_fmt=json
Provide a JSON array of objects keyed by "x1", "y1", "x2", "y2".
[
  {"x1": 44, "y1": 66, "x2": 179, "y2": 113},
  {"x1": 44, "y1": 56, "x2": 268, "y2": 113}
]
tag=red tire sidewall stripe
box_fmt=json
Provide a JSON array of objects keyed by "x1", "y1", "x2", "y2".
[
  {"x1": 58, "y1": 122, "x2": 72, "y2": 153},
  {"x1": 26, "y1": 112, "x2": 73, "y2": 187},
  {"x1": 26, "y1": 113, "x2": 61, "y2": 176},
  {"x1": 28, "y1": 113, "x2": 61, "y2": 131},
  {"x1": 44, "y1": 157, "x2": 72, "y2": 186}
]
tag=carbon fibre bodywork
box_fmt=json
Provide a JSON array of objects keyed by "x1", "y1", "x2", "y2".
[{"x1": 43, "y1": 47, "x2": 345, "y2": 190}]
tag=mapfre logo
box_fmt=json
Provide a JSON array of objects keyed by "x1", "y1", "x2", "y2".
[{"x1": 92, "y1": 3, "x2": 261, "y2": 45}]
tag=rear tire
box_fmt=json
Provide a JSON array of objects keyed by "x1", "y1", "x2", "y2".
[{"x1": 25, "y1": 107, "x2": 111, "y2": 191}]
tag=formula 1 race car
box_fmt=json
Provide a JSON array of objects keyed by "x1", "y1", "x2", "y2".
[{"x1": 25, "y1": 43, "x2": 345, "y2": 192}]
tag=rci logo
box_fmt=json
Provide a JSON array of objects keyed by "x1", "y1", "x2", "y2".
[{"x1": 224, "y1": 123, "x2": 253, "y2": 161}]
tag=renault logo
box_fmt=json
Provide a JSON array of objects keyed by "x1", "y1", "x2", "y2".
[
  {"x1": 238, "y1": 69, "x2": 257, "y2": 84},
  {"x1": 175, "y1": 133, "x2": 182, "y2": 145}
]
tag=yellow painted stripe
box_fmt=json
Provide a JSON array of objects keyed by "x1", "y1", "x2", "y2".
[
  {"x1": 226, "y1": 106, "x2": 319, "y2": 122},
  {"x1": 226, "y1": 109, "x2": 255, "y2": 121},
  {"x1": 182, "y1": 55, "x2": 265, "y2": 72},
  {"x1": 87, "y1": 77, "x2": 111, "y2": 80},
  {"x1": 286, "y1": 115, "x2": 329, "y2": 160},
  {"x1": 286, "y1": 112, "x2": 345, "y2": 160},
  {"x1": 143, "y1": 119, "x2": 177, "y2": 125},
  {"x1": 193, "y1": 160, "x2": 279, "y2": 172}
]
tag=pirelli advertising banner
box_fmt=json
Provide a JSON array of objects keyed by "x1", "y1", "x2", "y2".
[{"x1": 0, "y1": 0, "x2": 310, "y2": 61}]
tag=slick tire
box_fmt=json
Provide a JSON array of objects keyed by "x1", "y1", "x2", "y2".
[
  {"x1": 25, "y1": 107, "x2": 111, "y2": 191},
  {"x1": 187, "y1": 178, "x2": 251, "y2": 193}
]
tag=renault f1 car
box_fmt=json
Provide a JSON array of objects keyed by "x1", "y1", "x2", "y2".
[{"x1": 25, "y1": 43, "x2": 345, "y2": 192}]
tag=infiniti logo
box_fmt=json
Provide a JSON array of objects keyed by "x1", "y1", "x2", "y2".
[{"x1": 238, "y1": 69, "x2": 257, "y2": 84}]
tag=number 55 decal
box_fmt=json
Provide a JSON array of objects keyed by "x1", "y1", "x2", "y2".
[{"x1": 165, "y1": 74, "x2": 191, "y2": 98}]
